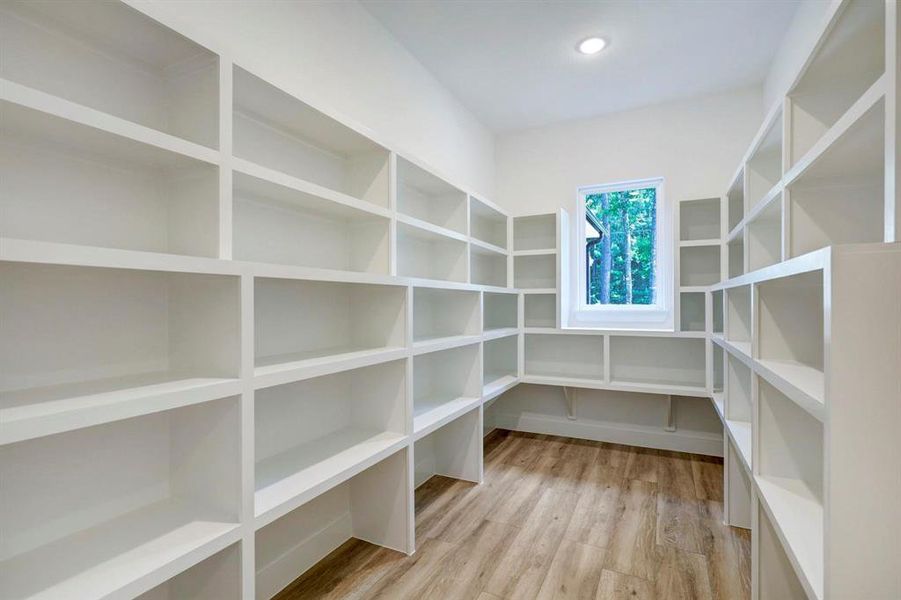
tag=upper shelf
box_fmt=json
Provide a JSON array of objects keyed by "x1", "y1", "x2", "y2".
[
  {"x1": 470, "y1": 197, "x2": 508, "y2": 249},
  {"x1": 0, "y1": 0, "x2": 219, "y2": 149},
  {"x1": 233, "y1": 66, "x2": 390, "y2": 209},
  {"x1": 788, "y1": 0, "x2": 885, "y2": 168},
  {"x1": 397, "y1": 157, "x2": 467, "y2": 235}
]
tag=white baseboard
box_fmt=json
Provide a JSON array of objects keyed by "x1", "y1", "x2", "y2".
[
  {"x1": 256, "y1": 512, "x2": 353, "y2": 600},
  {"x1": 493, "y1": 410, "x2": 724, "y2": 457}
]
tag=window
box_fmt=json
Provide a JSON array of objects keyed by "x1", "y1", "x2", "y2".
[{"x1": 569, "y1": 178, "x2": 673, "y2": 330}]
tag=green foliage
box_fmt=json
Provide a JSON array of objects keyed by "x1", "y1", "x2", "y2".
[{"x1": 586, "y1": 187, "x2": 656, "y2": 305}]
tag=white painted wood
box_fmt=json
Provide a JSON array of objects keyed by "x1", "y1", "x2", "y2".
[
  {"x1": 512, "y1": 214, "x2": 556, "y2": 251},
  {"x1": 523, "y1": 293, "x2": 557, "y2": 328},
  {"x1": 608, "y1": 336, "x2": 706, "y2": 390},
  {"x1": 524, "y1": 333, "x2": 604, "y2": 381},
  {"x1": 483, "y1": 291, "x2": 518, "y2": 330},
  {"x1": 396, "y1": 156, "x2": 467, "y2": 234},
  {"x1": 470, "y1": 196, "x2": 508, "y2": 249},
  {"x1": 679, "y1": 245, "x2": 721, "y2": 286},
  {"x1": 513, "y1": 253, "x2": 556, "y2": 288},
  {"x1": 396, "y1": 221, "x2": 468, "y2": 283},
  {"x1": 413, "y1": 287, "x2": 480, "y2": 343},
  {"x1": 413, "y1": 343, "x2": 481, "y2": 438},
  {"x1": 137, "y1": 542, "x2": 242, "y2": 600}
]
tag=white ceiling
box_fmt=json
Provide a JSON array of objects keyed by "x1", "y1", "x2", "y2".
[{"x1": 360, "y1": 0, "x2": 800, "y2": 132}]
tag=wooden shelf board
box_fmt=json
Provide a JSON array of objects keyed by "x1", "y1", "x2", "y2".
[
  {"x1": 254, "y1": 428, "x2": 407, "y2": 526},
  {"x1": 0, "y1": 499, "x2": 239, "y2": 600},
  {"x1": 756, "y1": 476, "x2": 824, "y2": 600},
  {"x1": 0, "y1": 374, "x2": 240, "y2": 445},
  {"x1": 413, "y1": 395, "x2": 481, "y2": 440}
]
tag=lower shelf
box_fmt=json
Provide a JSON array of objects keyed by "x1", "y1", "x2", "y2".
[
  {"x1": 756, "y1": 476, "x2": 824, "y2": 600},
  {"x1": 254, "y1": 428, "x2": 407, "y2": 525},
  {"x1": 0, "y1": 499, "x2": 239, "y2": 600},
  {"x1": 0, "y1": 373, "x2": 240, "y2": 445},
  {"x1": 413, "y1": 395, "x2": 481, "y2": 439},
  {"x1": 482, "y1": 372, "x2": 517, "y2": 398}
]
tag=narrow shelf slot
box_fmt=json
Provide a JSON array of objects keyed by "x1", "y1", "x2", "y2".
[
  {"x1": 232, "y1": 171, "x2": 390, "y2": 273},
  {"x1": 233, "y1": 67, "x2": 389, "y2": 207},
  {"x1": 609, "y1": 336, "x2": 705, "y2": 389},
  {"x1": 680, "y1": 245, "x2": 721, "y2": 287},
  {"x1": 757, "y1": 270, "x2": 825, "y2": 405},
  {"x1": 483, "y1": 335, "x2": 518, "y2": 394},
  {"x1": 524, "y1": 333, "x2": 604, "y2": 381},
  {"x1": 413, "y1": 287, "x2": 479, "y2": 343},
  {"x1": 470, "y1": 244, "x2": 507, "y2": 287},
  {"x1": 757, "y1": 376, "x2": 824, "y2": 598},
  {"x1": 413, "y1": 344, "x2": 481, "y2": 436},
  {"x1": 254, "y1": 278, "x2": 405, "y2": 376},
  {"x1": 397, "y1": 221, "x2": 468, "y2": 283},
  {"x1": 513, "y1": 214, "x2": 556, "y2": 251},
  {"x1": 728, "y1": 232, "x2": 745, "y2": 279},
  {"x1": 414, "y1": 409, "x2": 481, "y2": 487},
  {"x1": 680, "y1": 197, "x2": 721, "y2": 241},
  {"x1": 727, "y1": 170, "x2": 745, "y2": 232},
  {"x1": 788, "y1": 0, "x2": 885, "y2": 167},
  {"x1": 725, "y1": 352, "x2": 752, "y2": 438},
  {"x1": 712, "y1": 289, "x2": 724, "y2": 334},
  {"x1": 725, "y1": 436, "x2": 752, "y2": 528},
  {"x1": 255, "y1": 449, "x2": 408, "y2": 599},
  {"x1": 758, "y1": 503, "x2": 813, "y2": 600},
  {"x1": 524, "y1": 293, "x2": 556, "y2": 328},
  {"x1": 254, "y1": 360, "x2": 407, "y2": 521},
  {"x1": 725, "y1": 285, "x2": 752, "y2": 356},
  {"x1": 0, "y1": 1, "x2": 219, "y2": 148},
  {"x1": 679, "y1": 291, "x2": 706, "y2": 332},
  {"x1": 397, "y1": 157, "x2": 467, "y2": 234},
  {"x1": 136, "y1": 542, "x2": 241, "y2": 600},
  {"x1": 712, "y1": 343, "x2": 724, "y2": 395},
  {"x1": 470, "y1": 196, "x2": 507, "y2": 249},
  {"x1": 483, "y1": 292, "x2": 518, "y2": 331},
  {"x1": 788, "y1": 100, "x2": 885, "y2": 258},
  {"x1": 514, "y1": 253, "x2": 556, "y2": 289},
  {"x1": 0, "y1": 398, "x2": 241, "y2": 600},
  {"x1": 0, "y1": 263, "x2": 241, "y2": 443},
  {"x1": 747, "y1": 198, "x2": 783, "y2": 272},
  {"x1": 746, "y1": 113, "x2": 783, "y2": 213},
  {"x1": 0, "y1": 100, "x2": 219, "y2": 257}
]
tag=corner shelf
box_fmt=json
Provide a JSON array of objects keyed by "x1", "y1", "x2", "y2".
[
  {"x1": 483, "y1": 335, "x2": 518, "y2": 397},
  {"x1": 523, "y1": 292, "x2": 557, "y2": 328},
  {"x1": 679, "y1": 245, "x2": 721, "y2": 287},
  {"x1": 470, "y1": 242, "x2": 508, "y2": 287},
  {"x1": 483, "y1": 291, "x2": 518, "y2": 331},
  {"x1": 513, "y1": 214, "x2": 556, "y2": 251},
  {"x1": 514, "y1": 253, "x2": 556, "y2": 289},
  {"x1": 608, "y1": 336, "x2": 706, "y2": 390}
]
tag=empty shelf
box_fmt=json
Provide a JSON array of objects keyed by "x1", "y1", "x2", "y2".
[
  {"x1": 413, "y1": 395, "x2": 481, "y2": 439},
  {"x1": 0, "y1": 373, "x2": 240, "y2": 444},
  {"x1": 756, "y1": 476, "x2": 824, "y2": 600},
  {"x1": 254, "y1": 345, "x2": 407, "y2": 388},
  {"x1": 726, "y1": 419, "x2": 752, "y2": 471},
  {"x1": 255, "y1": 428, "x2": 407, "y2": 524},
  {"x1": 756, "y1": 359, "x2": 825, "y2": 415},
  {"x1": 0, "y1": 499, "x2": 239, "y2": 600}
]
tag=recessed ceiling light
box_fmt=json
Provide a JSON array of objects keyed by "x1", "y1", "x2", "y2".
[{"x1": 577, "y1": 37, "x2": 607, "y2": 55}]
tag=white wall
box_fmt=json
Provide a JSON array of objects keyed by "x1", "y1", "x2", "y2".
[
  {"x1": 495, "y1": 86, "x2": 763, "y2": 216},
  {"x1": 763, "y1": 0, "x2": 835, "y2": 109},
  {"x1": 129, "y1": 0, "x2": 496, "y2": 200}
]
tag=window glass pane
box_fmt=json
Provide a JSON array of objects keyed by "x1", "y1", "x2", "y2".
[{"x1": 585, "y1": 187, "x2": 657, "y2": 305}]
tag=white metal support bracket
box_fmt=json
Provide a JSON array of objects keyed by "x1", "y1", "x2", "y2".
[
  {"x1": 664, "y1": 395, "x2": 676, "y2": 432},
  {"x1": 563, "y1": 386, "x2": 577, "y2": 420}
]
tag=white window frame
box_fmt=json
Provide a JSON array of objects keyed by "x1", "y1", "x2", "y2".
[{"x1": 567, "y1": 177, "x2": 674, "y2": 331}]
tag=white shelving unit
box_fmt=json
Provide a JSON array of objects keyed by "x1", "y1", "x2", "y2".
[
  {"x1": 4, "y1": 1, "x2": 901, "y2": 599},
  {"x1": 1, "y1": 5, "x2": 531, "y2": 597}
]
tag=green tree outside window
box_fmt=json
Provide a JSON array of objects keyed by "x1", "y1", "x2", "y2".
[{"x1": 585, "y1": 188, "x2": 657, "y2": 305}]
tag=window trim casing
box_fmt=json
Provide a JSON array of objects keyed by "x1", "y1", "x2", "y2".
[{"x1": 567, "y1": 177, "x2": 674, "y2": 331}]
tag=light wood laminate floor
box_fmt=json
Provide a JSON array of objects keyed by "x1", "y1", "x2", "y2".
[{"x1": 274, "y1": 430, "x2": 751, "y2": 600}]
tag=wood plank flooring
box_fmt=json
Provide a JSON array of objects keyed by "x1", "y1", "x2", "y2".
[{"x1": 273, "y1": 430, "x2": 751, "y2": 600}]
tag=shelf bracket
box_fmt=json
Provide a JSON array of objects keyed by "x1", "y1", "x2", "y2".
[
  {"x1": 563, "y1": 386, "x2": 577, "y2": 420},
  {"x1": 664, "y1": 395, "x2": 676, "y2": 432}
]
